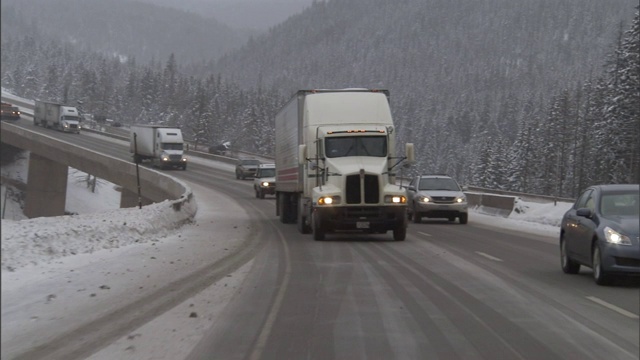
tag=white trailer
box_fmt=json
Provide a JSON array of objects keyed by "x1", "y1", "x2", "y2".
[
  {"x1": 130, "y1": 125, "x2": 187, "y2": 170},
  {"x1": 33, "y1": 100, "x2": 81, "y2": 133},
  {"x1": 275, "y1": 89, "x2": 415, "y2": 241}
]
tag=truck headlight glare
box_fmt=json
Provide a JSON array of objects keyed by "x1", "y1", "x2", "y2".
[
  {"x1": 162, "y1": 157, "x2": 169, "y2": 161},
  {"x1": 261, "y1": 181, "x2": 270, "y2": 187},
  {"x1": 318, "y1": 196, "x2": 340, "y2": 205},
  {"x1": 385, "y1": 195, "x2": 406, "y2": 204}
]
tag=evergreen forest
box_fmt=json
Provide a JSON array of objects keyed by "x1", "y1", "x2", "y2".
[{"x1": 1, "y1": 0, "x2": 638, "y2": 198}]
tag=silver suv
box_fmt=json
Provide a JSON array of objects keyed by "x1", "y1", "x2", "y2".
[
  {"x1": 406, "y1": 175, "x2": 468, "y2": 224},
  {"x1": 253, "y1": 163, "x2": 276, "y2": 199}
]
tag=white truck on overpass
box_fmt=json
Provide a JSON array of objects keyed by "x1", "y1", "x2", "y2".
[
  {"x1": 33, "y1": 100, "x2": 81, "y2": 133},
  {"x1": 130, "y1": 125, "x2": 187, "y2": 170}
]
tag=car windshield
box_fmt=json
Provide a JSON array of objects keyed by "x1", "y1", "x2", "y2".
[
  {"x1": 241, "y1": 160, "x2": 261, "y2": 165},
  {"x1": 325, "y1": 136, "x2": 387, "y2": 158},
  {"x1": 259, "y1": 169, "x2": 275, "y2": 177},
  {"x1": 419, "y1": 178, "x2": 460, "y2": 191},
  {"x1": 600, "y1": 191, "x2": 639, "y2": 217},
  {"x1": 161, "y1": 143, "x2": 183, "y2": 150}
]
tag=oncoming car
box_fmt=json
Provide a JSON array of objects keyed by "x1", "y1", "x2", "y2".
[
  {"x1": 560, "y1": 184, "x2": 640, "y2": 285},
  {"x1": 406, "y1": 175, "x2": 468, "y2": 224},
  {"x1": 235, "y1": 159, "x2": 261, "y2": 180},
  {"x1": 253, "y1": 163, "x2": 276, "y2": 199}
]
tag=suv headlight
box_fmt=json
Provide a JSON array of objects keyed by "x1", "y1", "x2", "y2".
[
  {"x1": 419, "y1": 196, "x2": 432, "y2": 203},
  {"x1": 455, "y1": 195, "x2": 466, "y2": 203},
  {"x1": 261, "y1": 181, "x2": 270, "y2": 187},
  {"x1": 604, "y1": 226, "x2": 631, "y2": 245}
]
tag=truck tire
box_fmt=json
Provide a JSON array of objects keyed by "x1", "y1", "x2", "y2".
[
  {"x1": 393, "y1": 225, "x2": 407, "y2": 241},
  {"x1": 279, "y1": 193, "x2": 296, "y2": 224},
  {"x1": 259, "y1": 189, "x2": 265, "y2": 199},
  {"x1": 312, "y1": 211, "x2": 325, "y2": 241}
]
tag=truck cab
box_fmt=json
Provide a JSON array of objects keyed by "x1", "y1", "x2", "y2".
[{"x1": 155, "y1": 128, "x2": 187, "y2": 170}]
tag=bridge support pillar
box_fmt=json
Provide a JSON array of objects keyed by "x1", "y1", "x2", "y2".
[
  {"x1": 24, "y1": 153, "x2": 68, "y2": 218},
  {"x1": 120, "y1": 187, "x2": 153, "y2": 208}
]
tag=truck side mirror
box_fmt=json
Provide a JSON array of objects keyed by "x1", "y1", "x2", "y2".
[
  {"x1": 298, "y1": 144, "x2": 307, "y2": 165},
  {"x1": 405, "y1": 143, "x2": 415, "y2": 164}
]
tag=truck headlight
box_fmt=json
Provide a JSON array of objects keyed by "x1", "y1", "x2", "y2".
[
  {"x1": 604, "y1": 226, "x2": 631, "y2": 245},
  {"x1": 385, "y1": 195, "x2": 406, "y2": 204},
  {"x1": 182, "y1": 158, "x2": 187, "y2": 162},
  {"x1": 162, "y1": 156, "x2": 169, "y2": 161},
  {"x1": 261, "y1": 181, "x2": 270, "y2": 187},
  {"x1": 318, "y1": 196, "x2": 340, "y2": 205}
]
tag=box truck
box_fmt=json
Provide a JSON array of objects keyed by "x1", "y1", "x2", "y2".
[
  {"x1": 130, "y1": 125, "x2": 187, "y2": 170},
  {"x1": 33, "y1": 100, "x2": 81, "y2": 133},
  {"x1": 275, "y1": 89, "x2": 414, "y2": 241}
]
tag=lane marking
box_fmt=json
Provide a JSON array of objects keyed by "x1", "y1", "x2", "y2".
[
  {"x1": 475, "y1": 252, "x2": 503, "y2": 262},
  {"x1": 418, "y1": 232, "x2": 432, "y2": 237},
  {"x1": 586, "y1": 296, "x2": 640, "y2": 319}
]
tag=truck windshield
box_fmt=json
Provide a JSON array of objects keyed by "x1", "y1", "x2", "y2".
[
  {"x1": 162, "y1": 143, "x2": 184, "y2": 150},
  {"x1": 325, "y1": 136, "x2": 387, "y2": 158}
]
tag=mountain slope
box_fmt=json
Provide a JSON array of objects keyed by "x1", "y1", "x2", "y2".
[{"x1": 1, "y1": 0, "x2": 248, "y2": 64}]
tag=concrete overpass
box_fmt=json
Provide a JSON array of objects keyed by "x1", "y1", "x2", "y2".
[{"x1": 1, "y1": 121, "x2": 192, "y2": 218}]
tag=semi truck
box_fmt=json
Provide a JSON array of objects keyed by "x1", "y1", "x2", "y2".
[
  {"x1": 275, "y1": 89, "x2": 415, "y2": 241},
  {"x1": 130, "y1": 125, "x2": 187, "y2": 170},
  {"x1": 33, "y1": 100, "x2": 81, "y2": 133}
]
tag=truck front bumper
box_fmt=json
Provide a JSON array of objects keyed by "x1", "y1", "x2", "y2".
[{"x1": 315, "y1": 206, "x2": 406, "y2": 233}]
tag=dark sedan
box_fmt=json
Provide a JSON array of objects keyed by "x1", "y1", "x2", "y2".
[{"x1": 560, "y1": 184, "x2": 640, "y2": 285}]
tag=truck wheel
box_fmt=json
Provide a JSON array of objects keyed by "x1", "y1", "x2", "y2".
[
  {"x1": 259, "y1": 190, "x2": 265, "y2": 199},
  {"x1": 393, "y1": 225, "x2": 407, "y2": 241},
  {"x1": 312, "y1": 211, "x2": 325, "y2": 241},
  {"x1": 255, "y1": 188, "x2": 259, "y2": 198}
]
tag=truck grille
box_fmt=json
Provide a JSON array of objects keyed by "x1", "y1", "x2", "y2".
[
  {"x1": 346, "y1": 174, "x2": 380, "y2": 204},
  {"x1": 169, "y1": 155, "x2": 183, "y2": 161}
]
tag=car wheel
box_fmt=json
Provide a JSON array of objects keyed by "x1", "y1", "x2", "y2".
[
  {"x1": 459, "y1": 213, "x2": 468, "y2": 224},
  {"x1": 259, "y1": 190, "x2": 265, "y2": 199},
  {"x1": 560, "y1": 237, "x2": 580, "y2": 274},
  {"x1": 592, "y1": 245, "x2": 613, "y2": 285},
  {"x1": 312, "y1": 211, "x2": 325, "y2": 241},
  {"x1": 412, "y1": 206, "x2": 421, "y2": 224}
]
